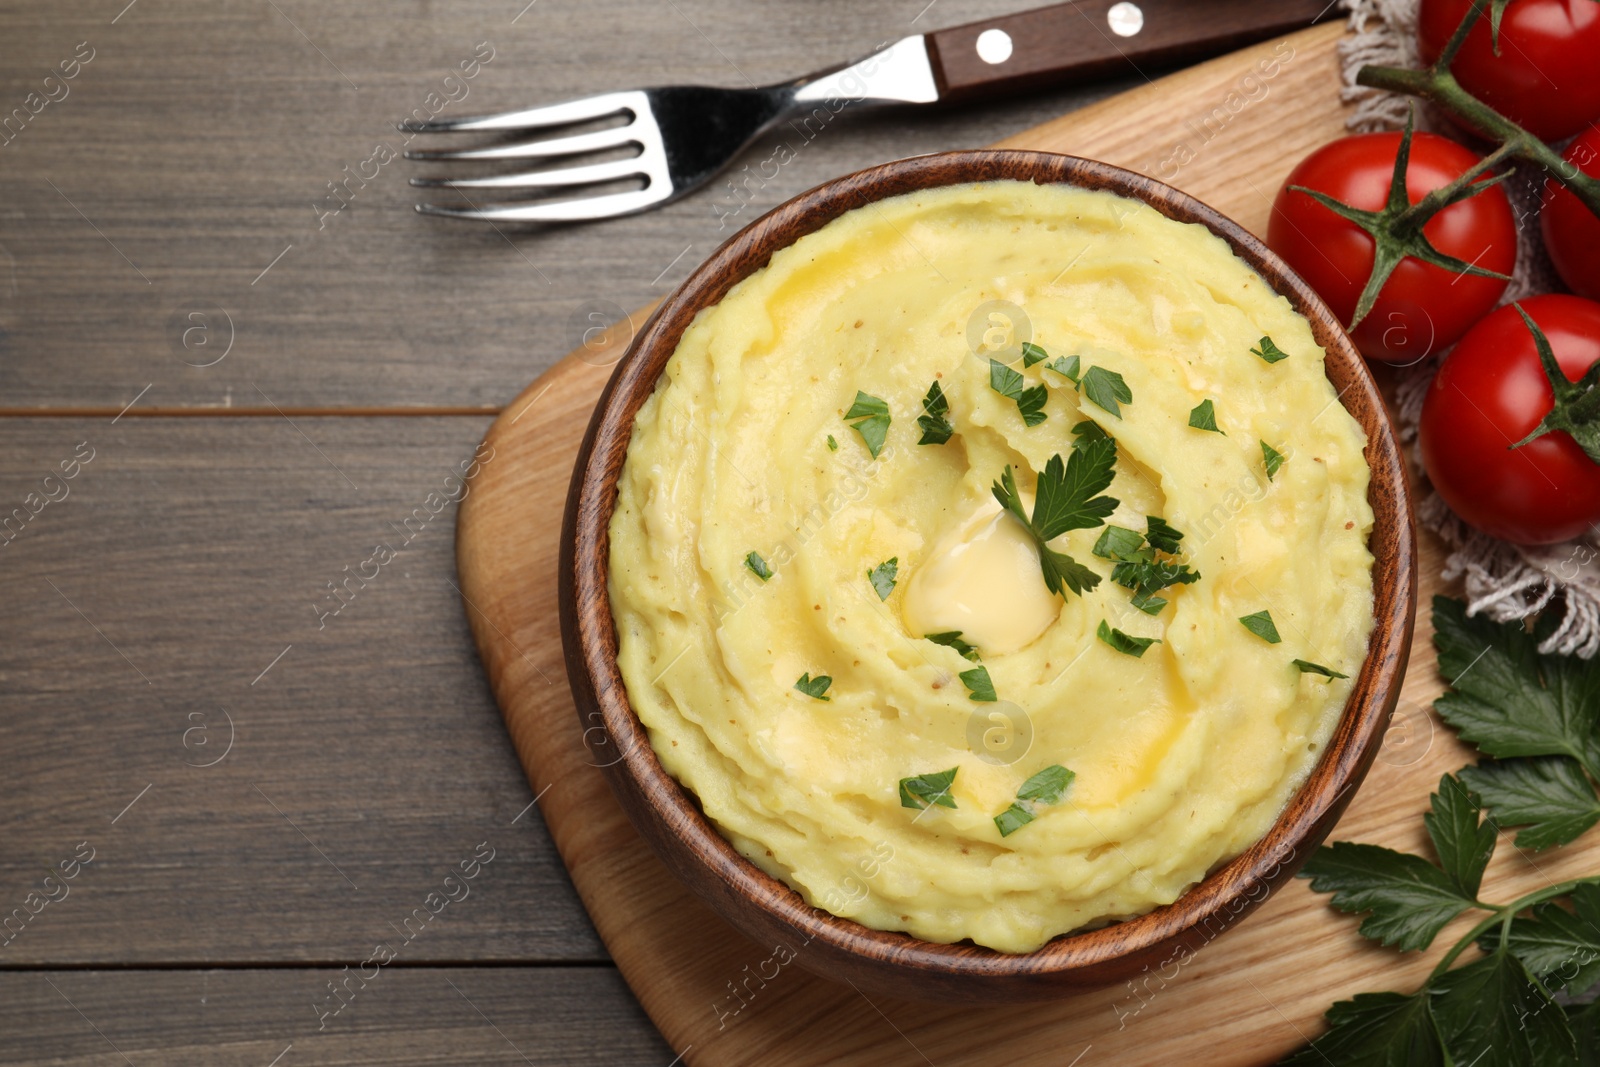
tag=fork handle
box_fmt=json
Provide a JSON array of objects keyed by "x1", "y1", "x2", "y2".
[{"x1": 926, "y1": 0, "x2": 1332, "y2": 104}]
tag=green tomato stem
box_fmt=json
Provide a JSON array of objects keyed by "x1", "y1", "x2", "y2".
[{"x1": 1354, "y1": 64, "x2": 1600, "y2": 221}]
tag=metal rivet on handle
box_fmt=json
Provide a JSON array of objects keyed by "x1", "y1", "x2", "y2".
[
  {"x1": 975, "y1": 28, "x2": 1013, "y2": 64},
  {"x1": 1107, "y1": 1, "x2": 1144, "y2": 36}
]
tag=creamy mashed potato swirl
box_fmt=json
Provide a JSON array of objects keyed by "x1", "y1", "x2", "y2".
[{"x1": 608, "y1": 181, "x2": 1374, "y2": 953}]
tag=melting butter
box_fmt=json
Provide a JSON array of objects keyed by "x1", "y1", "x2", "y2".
[{"x1": 901, "y1": 504, "x2": 1059, "y2": 656}]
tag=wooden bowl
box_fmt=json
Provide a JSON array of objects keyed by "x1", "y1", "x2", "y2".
[{"x1": 560, "y1": 150, "x2": 1416, "y2": 1002}]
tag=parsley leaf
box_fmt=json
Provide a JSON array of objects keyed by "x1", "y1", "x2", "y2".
[
  {"x1": 1045, "y1": 355, "x2": 1081, "y2": 384},
  {"x1": 827, "y1": 434, "x2": 839, "y2": 452},
  {"x1": 1070, "y1": 419, "x2": 1109, "y2": 452},
  {"x1": 1031, "y1": 444, "x2": 1119, "y2": 540},
  {"x1": 1261, "y1": 440, "x2": 1286, "y2": 480},
  {"x1": 794, "y1": 672, "x2": 832, "y2": 701},
  {"x1": 1188, "y1": 398, "x2": 1225, "y2": 434},
  {"x1": 867, "y1": 558, "x2": 897, "y2": 601},
  {"x1": 744, "y1": 552, "x2": 772, "y2": 581},
  {"x1": 1111, "y1": 559, "x2": 1200, "y2": 604},
  {"x1": 960, "y1": 665, "x2": 997, "y2": 702},
  {"x1": 1016, "y1": 384, "x2": 1048, "y2": 427},
  {"x1": 989, "y1": 359, "x2": 1048, "y2": 427},
  {"x1": 991, "y1": 440, "x2": 1120, "y2": 598},
  {"x1": 844, "y1": 391, "x2": 890, "y2": 458},
  {"x1": 917, "y1": 382, "x2": 954, "y2": 445},
  {"x1": 1433, "y1": 595, "x2": 1600, "y2": 777},
  {"x1": 1080, "y1": 365, "x2": 1132, "y2": 418},
  {"x1": 994, "y1": 764, "x2": 1074, "y2": 837},
  {"x1": 1459, "y1": 756, "x2": 1600, "y2": 850},
  {"x1": 1281, "y1": 991, "x2": 1449, "y2": 1067},
  {"x1": 1295, "y1": 658, "x2": 1348, "y2": 680},
  {"x1": 1299, "y1": 840, "x2": 1476, "y2": 951},
  {"x1": 1145, "y1": 515, "x2": 1184, "y2": 555},
  {"x1": 1239, "y1": 610, "x2": 1282, "y2": 644},
  {"x1": 1481, "y1": 882, "x2": 1600, "y2": 994},
  {"x1": 1020, "y1": 341, "x2": 1048, "y2": 368},
  {"x1": 1430, "y1": 946, "x2": 1577, "y2": 1065},
  {"x1": 1424, "y1": 774, "x2": 1495, "y2": 899},
  {"x1": 1097, "y1": 619, "x2": 1159, "y2": 658},
  {"x1": 989, "y1": 358, "x2": 1024, "y2": 400},
  {"x1": 925, "y1": 631, "x2": 980, "y2": 662},
  {"x1": 1252, "y1": 336, "x2": 1291, "y2": 364},
  {"x1": 899, "y1": 767, "x2": 958, "y2": 810},
  {"x1": 1092, "y1": 525, "x2": 1151, "y2": 563}
]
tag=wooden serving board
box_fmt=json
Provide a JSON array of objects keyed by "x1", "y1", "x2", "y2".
[{"x1": 457, "y1": 25, "x2": 1597, "y2": 1065}]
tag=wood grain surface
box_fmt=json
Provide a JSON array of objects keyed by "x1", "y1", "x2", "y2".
[
  {"x1": 457, "y1": 23, "x2": 1600, "y2": 1066},
  {"x1": 1, "y1": 0, "x2": 1154, "y2": 1060}
]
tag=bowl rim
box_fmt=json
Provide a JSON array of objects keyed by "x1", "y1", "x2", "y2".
[{"x1": 563, "y1": 149, "x2": 1416, "y2": 982}]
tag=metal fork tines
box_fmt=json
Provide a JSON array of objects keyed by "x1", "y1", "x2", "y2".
[
  {"x1": 402, "y1": 90, "x2": 676, "y2": 222},
  {"x1": 400, "y1": 35, "x2": 939, "y2": 223}
]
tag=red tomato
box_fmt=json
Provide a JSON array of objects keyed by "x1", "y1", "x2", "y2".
[
  {"x1": 1419, "y1": 295, "x2": 1600, "y2": 545},
  {"x1": 1268, "y1": 132, "x2": 1517, "y2": 365},
  {"x1": 1542, "y1": 124, "x2": 1600, "y2": 301},
  {"x1": 1419, "y1": 0, "x2": 1600, "y2": 142}
]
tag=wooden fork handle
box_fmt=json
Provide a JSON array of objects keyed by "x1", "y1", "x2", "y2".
[{"x1": 926, "y1": 0, "x2": 1334, "y2": 105}]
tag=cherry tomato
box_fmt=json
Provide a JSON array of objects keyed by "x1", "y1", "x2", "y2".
[
  {"x1": 1419, "y1": 0, "x2": 1600, "y2": 142},
  {"x1": 1419, "y1": 295, "x2": 1600, "y2": 545},
  {"x1": 1542, "y1": 124, "x2": 1600, "y2": 301},
  {"x1": 1268, "y1": 132, "x2": 1516, "y2": 365}
]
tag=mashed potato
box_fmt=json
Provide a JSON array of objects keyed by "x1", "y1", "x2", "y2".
[{"x1": 607, "y1": 180, "x2": 1374, "y2": 953}]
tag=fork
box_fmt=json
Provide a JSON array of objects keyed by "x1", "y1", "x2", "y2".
[{"x1": 403, "y1": 0, "x2": 1334, "y2": 223}]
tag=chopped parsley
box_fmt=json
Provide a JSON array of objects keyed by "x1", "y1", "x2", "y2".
[
  {"x1": 843, "y1": 391, "x2": 890, "y2": 458},
  {"x1": 1020, "y1": 341, "x2": 1049, "y2": 368},
  {"x1": 899, "y1": 767, "x2": 959, "y2": 810},
  {"x1": 1188, "y1": 398, "x2": 1224, "y2": 434},
  {"x1": 1045, "y1": 354, "x2": 1081, "y2": 384},
  {"x1": 1080, "y1": 365, "x2": 1132, "y2": 419},
  {"x1": 992, "y1": 438, "x2": 1120, "y2": 598},
  {"x1": 1262, "y1": 440, "x2": 1286, "y2": 480},
  {"x1": 1145, "y1": 515, "x2": 1184, "y2": 555},
  {"x1": 916, "y1": 381, "x2": 954, "y2": 445},
  {"x1": 960, "y1": 665, "x2": 997, "y2": 702},
  {"x1": 1097, "y1": 619, "x2": 1160, "y2": 658},
  {"x1": 994, "y1": 764, "x2": 1075, "y2": 837},
  {"x1": 744, "y1": 552, "x2": 772, "y2": 581},
  {"x1": 925, "y1": 631, "x2": 980, "y2": 662},
  {"x1": 867, "y1": 557, "x2": 898, "y2": 601},
  {"x1": 989, "y1": 358, "x2": 1049, "y2": 427},
  {"x1": 826, "y1": 434, "x2": 838, "y2": 452},
  {"x1": 1091, "y1": 516, "x2": 1199, "y2": 615},
  {"x1": 1252, "y1": 336, "x2": 1291, "y2": 364},
  {"x1": 1239, "y1": 610, "x2": 1282, "y2": 644},
  {"x1": 1069, "y1": 419, "x2": 1110, "y2": 452},
  {"x1": 794, "y1": 672, "x2": 833, "y2": 700},
  {"x1": 1294, "y1": 658, "x2": 1348, "y2": 680}
]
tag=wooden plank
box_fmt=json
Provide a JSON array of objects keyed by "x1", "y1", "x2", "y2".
[
  {"x1": 0, "y1": 0, "x2": 1138, "y2": 411},
  {"x1": 454, "y1": 24, "x2": 1596, "y2": 1067},
  {"x1": 0, "y1": 966, "x2": 673, "y2": 1065},
  {"x1": 0, "y1": 416, "x2": 604, "y2": 963}
]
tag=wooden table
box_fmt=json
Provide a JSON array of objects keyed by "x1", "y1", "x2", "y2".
[{"x1": 0, "y1": 1, "x2": 1138, "y2": 1061}]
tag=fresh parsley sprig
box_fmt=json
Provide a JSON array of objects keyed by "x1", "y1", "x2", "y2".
[
  {"x1": 992, "y1": 438, "x2": 1120, "y2": 598},
  {"x1": 1289, "y1": 597, "x2": 1600, "y2": 1064},
  {"x1": 925, "y1": 631, "x2": 981, "y2": 662}
]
